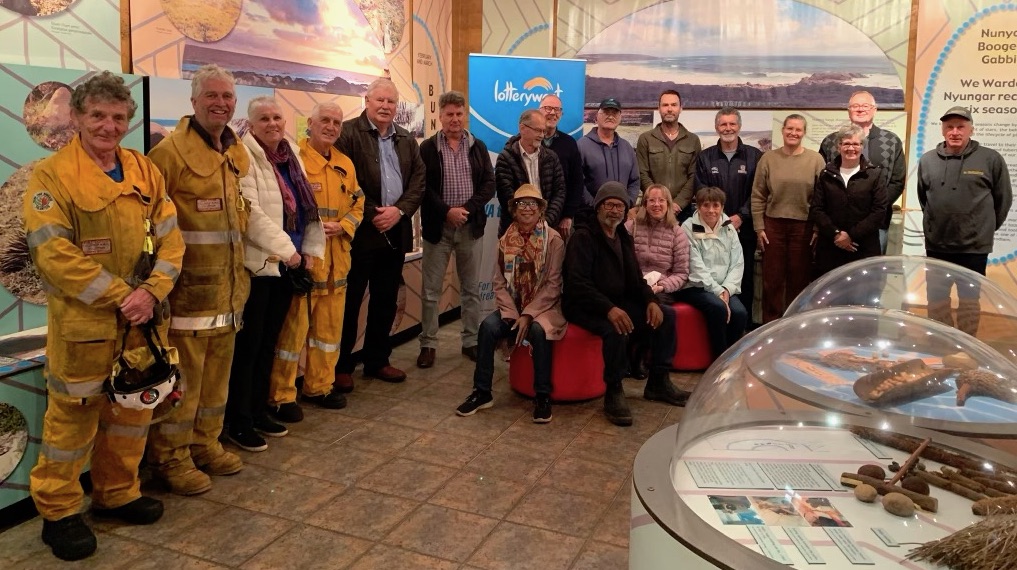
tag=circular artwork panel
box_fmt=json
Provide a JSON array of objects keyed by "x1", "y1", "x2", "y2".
[
  {"x1": 23, "y1": 81, "x2": 75, "y2": 151},
  {"x1": 160, "y1": 0, "x2": 242, "y2": 43},
  {"x1": 0, "y1": 403, "x2": 28, "y2": 482},
  {"x1": 0, "y1": 0, "x2": 79, "y2": 17},
  {"x1": 0, "y1": 161, "x2": 47, "y2": 305}
]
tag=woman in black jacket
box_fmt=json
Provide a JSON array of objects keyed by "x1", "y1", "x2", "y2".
[{"x1": 809, "y1": 124, "x2": 888, "y2": 278}]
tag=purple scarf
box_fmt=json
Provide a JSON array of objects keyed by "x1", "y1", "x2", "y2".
[{"x1": 255, "y1": 137, "x2": 319, "y2": 232}]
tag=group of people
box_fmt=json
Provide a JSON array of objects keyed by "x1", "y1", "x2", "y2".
[
  {"x1": 24, "y1": 61, "x2": 1010, "y2": 561},
  {"x1": 23, "y1": 65, "x2": 418, "y2": 561}
]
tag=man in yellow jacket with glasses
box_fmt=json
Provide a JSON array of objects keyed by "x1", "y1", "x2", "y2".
[{"x1": 268, "y1": 101, "x2": 364, "y2": 418}]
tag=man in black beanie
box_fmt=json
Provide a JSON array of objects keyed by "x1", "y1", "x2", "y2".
[{"x1": 562, "y1": 181, "x2": 689, "y2": 426}]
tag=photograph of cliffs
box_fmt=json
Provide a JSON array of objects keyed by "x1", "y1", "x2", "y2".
[{"x1": 576, "y1": 0, "x2": 905, "y2": 109}]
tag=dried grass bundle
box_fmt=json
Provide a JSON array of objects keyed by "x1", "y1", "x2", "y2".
[{"x1": 907, "y1": 515, "x2": 1017, "y2": 570}]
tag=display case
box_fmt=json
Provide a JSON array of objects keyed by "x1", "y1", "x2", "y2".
[
  {"x1": 631, "y1": 306, "x2": 1017, "y2": 569},
  {"x1": 786, "y1": 256, "x2": 1017, "y2": 363}
]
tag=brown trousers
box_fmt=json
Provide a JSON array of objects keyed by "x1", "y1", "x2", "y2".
[{"x1": 761, "y1": 216, "x2": 812, "y2": 323}]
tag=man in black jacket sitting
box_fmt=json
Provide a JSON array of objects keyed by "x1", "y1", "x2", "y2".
[{"x1": 562, "y1": 182, "x2": 690, "y2": 426}]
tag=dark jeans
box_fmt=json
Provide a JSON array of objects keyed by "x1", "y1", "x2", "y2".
[
  {"x1": 336, "y1": 244, "x2": 405, "y2": 373},
  {"x1": 474, "y1": 311, "x2": 551, "y2": 395},
  {"x1": 226, "y1": 274, "x2": 291, "y2": 431},
  {"x1": 570, "y1": 302, "x2": 676, "y2": 386},
  {"x1": 926, "y1": 251, "x2": 988, "y2": 299},
  {"x1": 737, "y1": 228, "x2": 757, "y2": 324},
  {"x1": 673, "y1": 287, "x2": 747, "y2": 358}
]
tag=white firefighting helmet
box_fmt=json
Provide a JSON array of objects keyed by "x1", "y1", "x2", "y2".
[{"x1": 105, "y1": 329, "x2": 182, "y2": 411}]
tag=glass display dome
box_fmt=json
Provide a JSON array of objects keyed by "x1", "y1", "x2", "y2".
[
  {"x1": 631, "y1": 306, "x2": 1017, "y2": 570},
  {"x1": 786, "y1": 256, "x2": 1017, "y2": 363}
]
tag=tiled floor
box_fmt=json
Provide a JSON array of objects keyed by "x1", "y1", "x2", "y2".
[{"x1": 2, "y1": 324, "x2": 700, "y2": 569}]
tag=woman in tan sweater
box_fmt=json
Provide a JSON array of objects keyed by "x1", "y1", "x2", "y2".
[{"x1": 750, "y1": 114, "x2": 826, "y2": 323}]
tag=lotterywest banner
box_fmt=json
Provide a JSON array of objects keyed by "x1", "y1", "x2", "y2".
[
  {"x1": 468, "y1": 54, "x2": 586, "y2": 312},
  {"x1": 468, "y1": 54, "x2": 586, "y2": 150}
]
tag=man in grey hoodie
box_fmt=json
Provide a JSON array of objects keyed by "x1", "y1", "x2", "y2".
[
  {"x1": 917, "y1": 105, "x2": 1012, "y2": 333},
  {"x1": 578, "y1": 98, "x2": 640, "y2": 208}
]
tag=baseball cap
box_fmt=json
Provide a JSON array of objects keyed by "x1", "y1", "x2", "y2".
[
  {"x1": 940, "y1": 106, "x2": 973, "y2": 122},
  {"x1": 598, "y1": 98, "x2": 622, "y2": 111}
]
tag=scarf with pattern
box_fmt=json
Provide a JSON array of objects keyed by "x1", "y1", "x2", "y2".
[
  {"x1": 499, "y1": 221, "x2": 548, "y2": 310},
  {"x1": 255, "y1": 137, "x2": 319, "y2": 232}
]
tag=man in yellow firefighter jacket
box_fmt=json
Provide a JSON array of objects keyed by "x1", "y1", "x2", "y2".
[
  {"x1": 268, "y1": 102, "x2": 364, "y2": 416},
  {"x1": 146, "y1": 64, "x2": 251, "y2": 495},
  {"x1": 26, "y1": 72, "x2": 184, "y2": 561}
]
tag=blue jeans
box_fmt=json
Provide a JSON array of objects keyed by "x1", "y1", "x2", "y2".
[
  {"x1": 673, "y1": 288, "x2": 748, "y2": 358},
  {"x1": 474, "y1": 311, "x2": 552, "y2": 396}
]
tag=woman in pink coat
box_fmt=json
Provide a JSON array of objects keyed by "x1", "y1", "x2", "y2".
[
  {"x1": 455, "y1": 184, "x2": 566, "y2": 424},
  {"x1": 624, "y1": 184, "x2": 690, "y2": 377}
]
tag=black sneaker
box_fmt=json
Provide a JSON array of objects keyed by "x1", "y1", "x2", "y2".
[
  {"x1": 253, "y1": 417, "x2": 288, "y2": 438},
  {"x1": 91, "y1": 496, "x2": 163, "y2": 525},
  {"x1": 42, "y1": 514, "x2": 96, "y2": 561},
  {"x1": 455, "y1": 390, "x2": 493, "y2": 416},
  {"x1": 302, "y1": 390, "x2": 347, "y2": 409},
  {"x1": 269, "y1": 402, "x2": 304, "y2": 423},
  {"x1": 228, "y1": 427, "x2": 268, "y2": 452},
  {"x1": 533, "y1": 395, "x2": 552, "y2": 424}
]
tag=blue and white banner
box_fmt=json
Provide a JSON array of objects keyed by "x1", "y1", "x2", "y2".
[
  {"x1": 468, "y1": 54, "x2": 586, "y2": 151},
  {"x1": 468, "y1": 54, "x2": 586, "y2": 312}
]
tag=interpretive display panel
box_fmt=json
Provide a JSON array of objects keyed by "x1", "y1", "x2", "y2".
[{"x1": 667, "y1": 422, "x2": 1012, "y2": 569}]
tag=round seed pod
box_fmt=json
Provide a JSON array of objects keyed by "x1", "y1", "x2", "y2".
[
  {"x1": 854, "y1": 484, "x2": 878, "y2": 503},
  {"x1": 902, "y1": 476, "x2": 931, "y2": 496},
  {"x1": 858, "y1": 464, "x2": 886, "y2": 480},
  {"x1": 882, "y1": 492, "x2": 915, "y2": 517}
]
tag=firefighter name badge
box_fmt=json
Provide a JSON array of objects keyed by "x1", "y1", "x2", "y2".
[
  {"x1": 32, "y1": 191, "x2": 54, "y2": 211},
  {"x1": 311, "y1": 183, "x2": 322, "y2": 192},
  {"x1": 81, "y1": 238, "x2": 113, "y2": 255},
  {"x1": 196, "y1": 198, "x2": 224, "y2": 212}
]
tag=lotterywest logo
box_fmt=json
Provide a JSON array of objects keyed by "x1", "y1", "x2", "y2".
[{"x1": 493, "y1": 76, "x2": 564, "y2": 106}]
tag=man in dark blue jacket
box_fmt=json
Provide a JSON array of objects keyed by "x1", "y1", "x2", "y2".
[
  {"x1": 539, "y1": 94, "x2": 583, "y2": 239},
  {"x1": 696, "y1": 107, "x2": 762, "y2": 327},
  {"x1": 417, "y1": 91, "x2": 496, "y2": 368}
]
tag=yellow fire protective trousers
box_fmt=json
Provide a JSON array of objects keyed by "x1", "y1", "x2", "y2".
[
  {"x1": 147, "y1": 331, "x2": 235, "y2": 476},
  {"x1": 30, "y1": 360, "x2": 152, "y2": 520},
  {"x1": 269, "y1": 290, "x2": 345, "y2": 404}
]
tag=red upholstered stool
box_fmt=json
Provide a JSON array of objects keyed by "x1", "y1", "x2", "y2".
[
  {"x1": 509, "y1": 323, "x2": 606, "y2": 401},
  {"x1": 671, "y1": 302, "x2": 713, "y2": 371}
]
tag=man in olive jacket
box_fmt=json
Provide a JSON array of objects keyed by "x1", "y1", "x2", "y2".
[
  {"x1": 636, "y1": 90, "x2": 702, "y2": 220},
  {"x1": 334, "y1": 78, "x2": 425, "y2": 387}
]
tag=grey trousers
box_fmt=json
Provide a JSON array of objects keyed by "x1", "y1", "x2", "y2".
[{"x1": 420, "y1": 224, "x2": 482, "y2": 349}]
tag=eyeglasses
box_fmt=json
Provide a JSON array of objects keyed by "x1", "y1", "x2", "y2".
[
  {"x1": 848, "y1": 104, "x2": 874, "y2": 111},
  {"x1": 840, "y1": 142, "x2": 863, "y2": 147},
  {"x1": 520, "y1": 123, "x2": 543, "y2": 133},
  {"x1": 515, "y1": 199, "x2": 540, "y2": 209},
  {"x1": 540, "y1": 106, "x2": 562, "y2": 115},
  {"x1": 599, "y1": 202, "x2": 626, "y2": 212}
]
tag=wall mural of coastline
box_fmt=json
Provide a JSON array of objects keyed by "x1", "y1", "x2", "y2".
[
  {"x1": 558, "y1": 0, "x2": 909, "y2": 109},
  {"x1": 131, "y1": 0, "x2": 393, "y2": 97}
]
